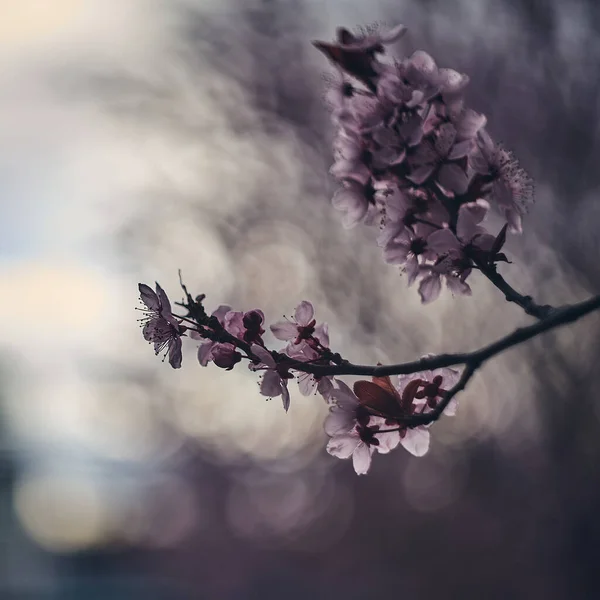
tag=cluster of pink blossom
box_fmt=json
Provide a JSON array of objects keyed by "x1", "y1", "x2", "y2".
[
  {"x1": 315, "y1": 24, "x2": 534, "y2": 303},
  {"x1": 137, "y1": 283, "x2": 463, "y2": 474},
  {"x1": 326, "y1": 364, "x2": 459, "y2": 474}
]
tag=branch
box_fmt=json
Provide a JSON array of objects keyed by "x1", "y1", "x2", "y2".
[
  {"x1": 473, "y1": 257, "x2": 554, "y2": 319},
  {"x1": 283, "y1": 294, "x2": 600, "y2": 381}
]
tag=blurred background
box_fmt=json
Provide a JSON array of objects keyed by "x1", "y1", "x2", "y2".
[{"x1": 1, "y1": 0, "x2": 600, "y2": 598}]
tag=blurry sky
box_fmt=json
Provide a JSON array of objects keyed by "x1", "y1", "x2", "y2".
[{"x1": 1, "y1": 0, "x2": 600, "y2": 598}]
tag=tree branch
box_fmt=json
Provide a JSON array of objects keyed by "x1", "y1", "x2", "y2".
[
  {"x1": 283, "y1": 294, "x2": 600, "y2": 380},
  {"x1": 473, "y1": 257, "x2": 555, "y2": 319}
]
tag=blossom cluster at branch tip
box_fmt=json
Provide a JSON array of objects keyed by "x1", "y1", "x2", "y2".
[
  {"x1": 325, "y1": 361, "x2": 460, "y2": 474},
  {"x1": 314, "y1": 22, "x2": 534, "y2": 304}
]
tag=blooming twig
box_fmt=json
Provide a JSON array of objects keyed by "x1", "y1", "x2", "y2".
[{"x1": 133, "y1": 22, "x2": 600, "y2": 475}]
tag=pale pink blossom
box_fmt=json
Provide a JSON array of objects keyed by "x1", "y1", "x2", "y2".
[
  {"x1": 250, "y1": 345, "x2": 292, "y2": 412},
  {"x1": 407, "y1": 122, "x2": 471, "y2": 194},
  {"x1": 138, "y1": 283, "x2": 185, "y2": 369},
  {"x1": 285, "y1": 342, "x2": 334, "y2": 397},
  {"x1": 471, "y1": 129, "x2": 534, "y2": 233},
  {"x1": 325, "y1": 381, "x2": 401, "y2": 474},
  {"x1": 270, "y1": 301, "x2": 329, "y2": 348},
  {"x1": 330, "y1": 130, "x2": 371, "y2": 185},
  {"x1": 398, "y1": 360, "x2": 461, "y2": 417},
  {"x1": 383, "y1": 224, "x2": 439, "y2": 284},
  {"x1": 331, "y1": 180, "x2": 372, "y2": 228},
  {"x1": 192, "y1": 306, "x2": 242, "y2": 369},
  {"x1": 418, "y1": 200, "x2": 496, "y2": 302}
]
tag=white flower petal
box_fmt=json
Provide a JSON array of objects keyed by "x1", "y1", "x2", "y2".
[
  {"x1": 314, "y1": 323, "x2": 330, "y2": 347},
  {"x1": 260, "y1": 370, "x2": 283, "y2": 398},
  {"x1": 251, "y1": 344, "x2": 276, "y2": 367},
  {"x1": 443, "y1": 397, "x2": 459, "y2": 417},
  {"x1": 375, "y1": 428, "x2": 401, "y2": 454},
  {"x1": 352, "y1": 443, "x2": 373, "y2": 475},
  {"x1": 270, "y1": 321, "x2": 298, "y2": 341},
  {"x1": 197, "y1": 341, "x2": 215, "y2": 366},
  {"x1": 294, "y1": 301, "x2": 314, "y2": 325},
  {"x1": 327, "y1": 434, "x2": 359, "y2": 459},
  {"x1": 401, "y1": 428, "x2": 430, "y2": 457},
  {"x1": 324, "y1": 409, "x2": 356, "y2": 436}
]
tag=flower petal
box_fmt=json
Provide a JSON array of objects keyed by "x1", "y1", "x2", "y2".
[
  {"x1": 443, "y1": 397, "x2": 459, "y2": 417},
  {"x1": 317, "y1": 376, "x2": 334, "y2": 402},
  {"x1": 294, "y1": 301, "x2": 314, "y2": 325},
  {"x1": 260, "y1": 370, "x2": 283, "y2": 398},
  {"x1": 446, "y1": 276, "x2": 472, "y2": 296},
  {"x1": 270, "y1": 321, "x2": 298, "y2": 341},
  {"x1": 314, "y1": 323, "x2": 330, "y2": 347},
  {"x1": 168, "y1": 337, "x2": 183, "y2": 369},
  {"x1": 401, "y1": 427, "x2": 430, "y2": 457},
  {"x1": 427, "y1": 228, "x2": 461, "y2": 254},
  {"x1": 211, "y1": 304, "x2": 232, "y2": 322},
  {"x1": 251, "y1": 344, "x2": 276, "y2": 368},
  {"x1": 197, "y1": 341, "x2": 215, "y2": 366},
  {"x1": 297, "y1": 372, "x2": 317, "y2": 397},
  {"x1": 138, "y1": 283, "x2": 159, "y2": 310},
  {"x1": 384, "y1": 240, "x2": 410, "y2": 264},
  {"x1": 418, "y1": 274, "x2": 442, "y2": 304},
  {"x1": 281, "y1": 382, "x2": 291, "y2": 412},
  {"x1": 327, "y1": 434, "x2": 359, "y2": 459},
  {"x1": 437, "y1": 163, "x2": 469, "y2": 195},
  {"x1": 155, "y1": 283, "x2": 172, "y2": 315},
  {"x1": 405, "y1": 253, "x2": 420, "y2": 286},
  {"x1": 324, "y1": 409, "x2": 356, "y2": 436},
  {"x1": 329, "y1": 386, "x2": 359, "y2": 411},
  {"x1": 375, "y1": 428, "x2": 401, "y2": 454},
  {"x1": 352, "y1": 442, "x2": 373, "y2": 475}
]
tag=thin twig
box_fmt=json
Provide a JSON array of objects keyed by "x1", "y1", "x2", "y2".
[
  {"x1": 473, "y1": 257, "x2": 554, "y2": 319},
  {"x1": 282, "y1": 294, "x2": 600, "y2": 379}
]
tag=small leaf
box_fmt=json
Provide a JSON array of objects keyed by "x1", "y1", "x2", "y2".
[{"x1": 490, "y1": 223, "x2": 508, "y2": 256}]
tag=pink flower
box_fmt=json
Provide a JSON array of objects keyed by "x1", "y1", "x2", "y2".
[
  {"x1": 376, "y1": 183, "x2": 449, "y2": 248},
  {"x1": 383, "y1": 224, "x2": 439, "y2": 284},
  {"x1": 333, "y1": 92, "x2": 387, "y2": 135},
  {"x1": 407, "y1": 122, "x2": 471, "y2": 195},
  {"x1": 397, "y1": 359, "x2": 461, "y2": 417},
  {"x1": 418, "y1": 200, "x2": 495, "y2": 303},
  {"x1": 270, "y1": 301, "x2": 329, "y2": 349},
  {"x1": 471, "y1": 129, "x2": 534, "y2": 233},
  {"x1": 250, "y1": 345, "x2": 292, "y2": 412},
  {"x1": 331, "y1": 180, "x2": 372, "y2": 228},
  {"x1": 376, "y1": 62, "x2": 426, "y2": 107},
  {"x1": 324, "y1": 381, "x2": 401, "y2": 475},
  {"x1": 285, "y1": 342, "x2": 334, "y2": 397},
  {"x1": 191, "y1": 305, "x2": 241, "y2": 369},
  {"x1": 330, "y1": 130, "x2": 371, "y2": 185},
  {"x1": 138, "y1": 283, "x2": 185, "y2": 369},
  {"x1": 193, "y1": 307, "x2": 265, "y2": 370}
]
